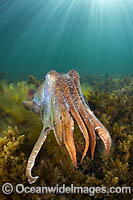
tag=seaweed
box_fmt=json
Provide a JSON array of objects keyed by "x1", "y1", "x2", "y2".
[
  {"x1": 28, "y1": 75, "x2": 41, "y2": 88},
  {"x1": 0, "y1": 81, "x2": 42, "y2": 143},
  {"x1": 0, "y1": 76, "x2": 132, "y2": 200},
  {"x1": 0, "y1": 126, "x2": 26, "y2": 200}
]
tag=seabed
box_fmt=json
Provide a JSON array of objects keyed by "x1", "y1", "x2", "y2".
[{"x1": 0, "y1": 73, "x2": 132, "y2": 200}]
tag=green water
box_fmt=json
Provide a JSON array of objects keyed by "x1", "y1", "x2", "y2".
[{"x1": 0, "y1": 0, "x2": 133, "y2": 80}]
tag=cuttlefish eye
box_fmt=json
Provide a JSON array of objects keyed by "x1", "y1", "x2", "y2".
[{"x1": 27, "y1": 89, "x2": 36, "y2": 100}]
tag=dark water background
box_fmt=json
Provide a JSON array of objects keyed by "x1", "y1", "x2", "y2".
[{"x1": 0, "y1": 0, "x2": 133, "y2": 80}]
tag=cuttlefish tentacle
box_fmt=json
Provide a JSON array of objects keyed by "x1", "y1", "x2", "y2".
[
  {"x1": 26, "y1": 127, "x2": 51, "y2": 184},
  {"x1": 66, "y1": 78, "x2": 96, "y2": 162},
  {"x1": 56, "y1": 82, "x2": 77, "y2": 168},
  {"x1": 60, "y1": 78, "x2": 90, "y2": 165}
]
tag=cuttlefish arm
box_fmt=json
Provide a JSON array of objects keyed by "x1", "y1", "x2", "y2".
[
  {"x1": 88, "y1": 110, "x2": 112, "y2": 155},
  {"x1": 56, "y1": 81, "x2": 77, "y2": 168},
  {"x1": 51, "y1": 93, "x2": 64, "y2": 146},
  {"x1": 22, "y1": 101, "x2": 41, "y2": 115},
  {"x1": 68, "y1": 69, "x2": 111, "y2": 155},
  {"x1": 26, "y1": 127, "x2": 51, "y2": 184},
  {"x1": 23, "y1": 77, "x2": 53, "y2": 184}
]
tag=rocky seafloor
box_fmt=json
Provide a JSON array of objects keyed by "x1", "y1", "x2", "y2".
[{"x1": 0, "y1": 74, "x2": 132, "y2": 200}]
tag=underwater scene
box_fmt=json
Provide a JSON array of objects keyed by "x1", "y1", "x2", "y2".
[{"x1": 0, "y1": 0, "x2": 133, "y2": 199}]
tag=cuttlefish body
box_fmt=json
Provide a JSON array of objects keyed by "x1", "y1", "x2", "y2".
[{"x1": 22, "y1": 70, "x2": 111, "y2": 184}]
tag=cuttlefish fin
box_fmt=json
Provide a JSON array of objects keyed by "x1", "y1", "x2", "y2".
[
  {"x1": 22, "y1": 100, "x2": 41, "y2": 115},
  {"x1": 26, "y1": 127, "x2": 51, "y2": 184}
]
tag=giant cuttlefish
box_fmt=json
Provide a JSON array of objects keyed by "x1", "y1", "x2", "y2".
[{"x1": 22, "y1": 70, "x2": 111, "y2": 184}]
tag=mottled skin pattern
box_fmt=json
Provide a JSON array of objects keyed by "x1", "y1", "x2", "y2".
[{"x1": 22, "y1": 70, "x2": 111, "y2": 184}]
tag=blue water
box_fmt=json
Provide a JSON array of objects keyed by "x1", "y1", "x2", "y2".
[{"x1": 0, "y1": 0, "x2": 133, "y2": 80}]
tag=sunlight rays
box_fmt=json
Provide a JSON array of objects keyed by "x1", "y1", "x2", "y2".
[{"x1": 0, "y1": 0, "x2": 133, "y2": 78}]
